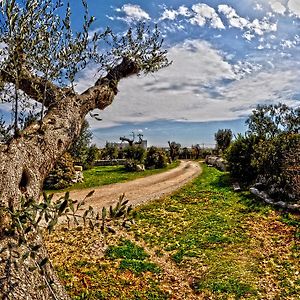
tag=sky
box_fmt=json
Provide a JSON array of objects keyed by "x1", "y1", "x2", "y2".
[{"x1": 2, "y1": 0, "x2": 300, "y2": 147}]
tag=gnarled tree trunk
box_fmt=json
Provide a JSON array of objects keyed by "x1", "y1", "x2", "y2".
[{"x1": 0, "y1": 58, "x2": 139, "y2": 299}]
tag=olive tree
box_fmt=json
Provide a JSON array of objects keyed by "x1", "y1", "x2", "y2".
[
  {"x1": 214, "y1": 129, "x2": 232, "y2": 153},
  {"x1": 168, "y1": 141, "x2": 181, "y2": 161},
  {"x1": 0, "y1": 1, "x2": 169, "y2": 299},
  {"x1": 246, "y1": 103, "x2": 300, "y2": 139}
]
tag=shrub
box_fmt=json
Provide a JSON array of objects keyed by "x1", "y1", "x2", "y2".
[
  {"x1": 124, "y1": 159, "x2": 139, "y2": 172},
  {"x1": 179, "y1": 147, "x2": 192, "y2": 159},
  {"x1": 83, "y1": 144, "x2": 99, "y2": 170},
  {"x1": 215, "y1": 129, "x2": 233, "y2": 153},
  {"x1": 226, "y1": 103, "x2": 300, "y2": 203},
  {"x1": 251, "y1": 133, "x2": 300, "y2": 200},
  {"x1": 101, "y1": 143, "x2": 119, "y2": 160},
  {"x1": 69, "y1": 120, "x2": 93, "y2": 163},
  {"x1": 191, "y1": 144, "x2": 201, "y2": 159},
  {"x1": 44, "y1": 153, "x2": 76, "y2": 189},
  {"x1": 145, "y1": 146, "x2": 168, "y2": 169},
  {"x1": 201, "y1": 148, "x2": 213, "y2": 159},
  {"x1": 284, "y1": 139, "x2": 300, "y2": 201},
  {"x1": 123, "y1": 145, "x2": 145, "y2": 162},
  {"x1": 225, "y1": 134, "x2": 259, "y2": 185}
]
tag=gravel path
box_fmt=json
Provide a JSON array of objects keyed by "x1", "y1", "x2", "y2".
[{"x1": 55, "y1": 160, "x2": 201, "y2": 210}]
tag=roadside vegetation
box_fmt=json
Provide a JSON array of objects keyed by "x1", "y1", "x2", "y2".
[
  {"x1": 44, "y1": 127, "x2": 183, "y2": 191},
  {"x1": 46, "y1": 163, "x2": 300, "y2": 299},
  {"x1": 225, "y1": 103, "x2": 300, "y2": 203},
  {"x1": 46, "y1": 161, "x2": 180, "y2": 193}
]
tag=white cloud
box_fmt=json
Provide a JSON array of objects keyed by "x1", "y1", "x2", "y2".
[
  {"x1": 190, "y1": 3, "x2": 225, "y2": 29},
  {"x1": 280, "y1": 39, "x2": 295, "y2": 48},
  {"x1": 218, "y1": 5, "x2": 249, "y2": 29},
  {"x1": 73, "y1": 36, "x2": 300, "y2": 130},
  {"x1": 243, "y1": 32, "x2": 255, "y2": 41},
  {"x1": 218, "y1": 4, "x2": 277, "y2": 37},
  {"x1": 266, "y1": 0, "x2": 300, "y2": 17},
  {"x1": 288, "y1": 0, "x2": 300, "y2": 17},
  {"x1": 114, "y1": 64, "x2": 298, "y2": 125},
  {"x1": 220, "y1": 68, "x2": 300, "y2": 114},
  {"x1": 233, "y1": 61, "x2": 262, "y2": 79},
  {"x1": 159, "y1": 5, "x2": 190, "y2": 21},
  {"x1": 122, "y1": 4, "x2": 150, "y2": 20},
  {"x1": 160, "y1": 2, "x2": 278, "y2": 36},
  {"x1": 78, "y1": 40, "x2": 236, "y2": 127},
  {"x1": 190, "y1": 14, "x2": 205, "y2": 26},
  {"x1": 160, "y1": 8, "x2": 178, "y2": 21},
  {"x1": 270, "y1": 1, "x2": 286, "y2": 14},
  {"x1": 74, "y1": 65, "x2": 99, "y2": 94},
  {"x1": 250, "y1": 18, "x2": 277, "y2": 35},
  {"x1": 254, "y1": 3, "x2": 264, "y2": 11},
  {"x1": 112, "y1": 4, "x2": 150, "y2": 23},
  {"x1": 178, "y1": 5, "x2": 190, "y2": 17},
  {"x1": 161, "y1": 23, "x2": 186, "y2": 33}
]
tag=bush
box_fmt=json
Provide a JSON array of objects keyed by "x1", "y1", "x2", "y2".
[
  {"x1": 101, "y1": 143, "x2": 119, "y2": 160},
  {"x1": 225, "y1": 134, "x2": 259, "y2": 185},
  {"x1": 145, "y1": 146, "x2": 168, "y2": 169},
  {"x1": 251, "y1": 133, "x2": 300, "y2": 200},
  {"x1": 226, "y1": 132, "x2": 300, "y2": 201},
  {"x1": 215, "y1": 129, "x2": 232, "y2": 153},
  {"x1": 201, "y1": 149, "x2": 213, "y2": 159},
  {"x1": 179, "y1": 147, "x2": 192, "y2": 159},
  {"x1": 123, "y1": 145, "x2": 145, "y2": 162},
  {"x1": 124, "y1": 159, "x2": 139, "y2": 172},
  {"x1": 69, "y1": 120, "x2": 93, "y2": 163},
  {"x1": 226, "y1": 103, "x2": 300, "y2": 203},
  {"x1": 83, "y1": 144, "x2": 99, "y2": 170},
  {"x1": 44, "y1": 153, "x2": 76, "y2": 190},
  {"x1": 284, "y1": 139, "x2": 300, "y2": 201}
]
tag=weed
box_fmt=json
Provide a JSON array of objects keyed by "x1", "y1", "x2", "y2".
[
  {"x1": 194, "y1": 277, "x2": 256, "y2": 298},
  {"x1": 106, "y1": 240, "x2": 160, "y2": 275},
  {"x1": 131, "y1": 164, "x2": 300, "y2": 298},
  {"x1": 106, "y1": 239, "x2": 149, "y2": 260},
  {"x1": 46, "y1": 163, "x2": 300, "y2": 299},
  {"x1": 119, "y1": 259, "x2": 160, "y2": 275}
]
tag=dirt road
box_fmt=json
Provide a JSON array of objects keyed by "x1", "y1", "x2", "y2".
[{"x1": 56, "y1": 160, "x2": 201, "y2": 210}]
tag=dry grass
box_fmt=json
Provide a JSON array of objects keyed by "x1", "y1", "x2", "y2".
[{"x1": 45, "y1": 164, "x2": 300, "y2": 299}]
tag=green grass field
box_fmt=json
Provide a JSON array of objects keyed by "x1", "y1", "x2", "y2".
[
  {"x1": 46, "y1": 161, "x2": 180, "y2": 193},
  {"x1": 46, "y1": 163, "x2": 300, "y2": 299}
]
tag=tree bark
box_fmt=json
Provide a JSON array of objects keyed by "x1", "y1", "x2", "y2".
[
  {"x1": 0, "y1": 58, "x2": 139, "y2": 299},
  {"x1": 0, "y1": 234, "x2": 70, "y2": 300}
]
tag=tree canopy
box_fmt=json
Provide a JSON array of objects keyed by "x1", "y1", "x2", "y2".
[
  {"x1": 214, "y1": 128, "x2": 232, "y2": 152},
  {"x1": 246, "y1": 103, "x2": 300, "y2": 139},
  {"x1": 0, "y1": 0, "x2": 170, "y2": 137}
]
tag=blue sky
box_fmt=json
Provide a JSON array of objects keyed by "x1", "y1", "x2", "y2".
[{"x1": 2, "y1": 0, "x2": 300, "y2": 147}]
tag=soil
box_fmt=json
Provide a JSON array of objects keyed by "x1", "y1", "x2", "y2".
[{"x1": 54, "y1": 160, "x2": 201, "y2": 211}]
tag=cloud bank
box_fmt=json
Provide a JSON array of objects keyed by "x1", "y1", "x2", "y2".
[{"x1": 74, "y1": 39, "x2": 300, "y2": 129}]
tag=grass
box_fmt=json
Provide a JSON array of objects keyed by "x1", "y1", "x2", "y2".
[
  {"x1": 106, "y1": 240, "x2": 160, "y2": 275},
  {"x1": 46, "y1": 161, "x2": 180, "y2": 193},
  {"x1": 45, "y1": 228, "x2": 167, "y2": 300},
  {"x1": 106, "y1": 239, "x2": 149, "y2": 260},
  {"x1": 131, "y1": 164, "x2": 300, "y2": 299},
  {"x1": 45, "y1": 163, "x2": 300, "y2": 299}
]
